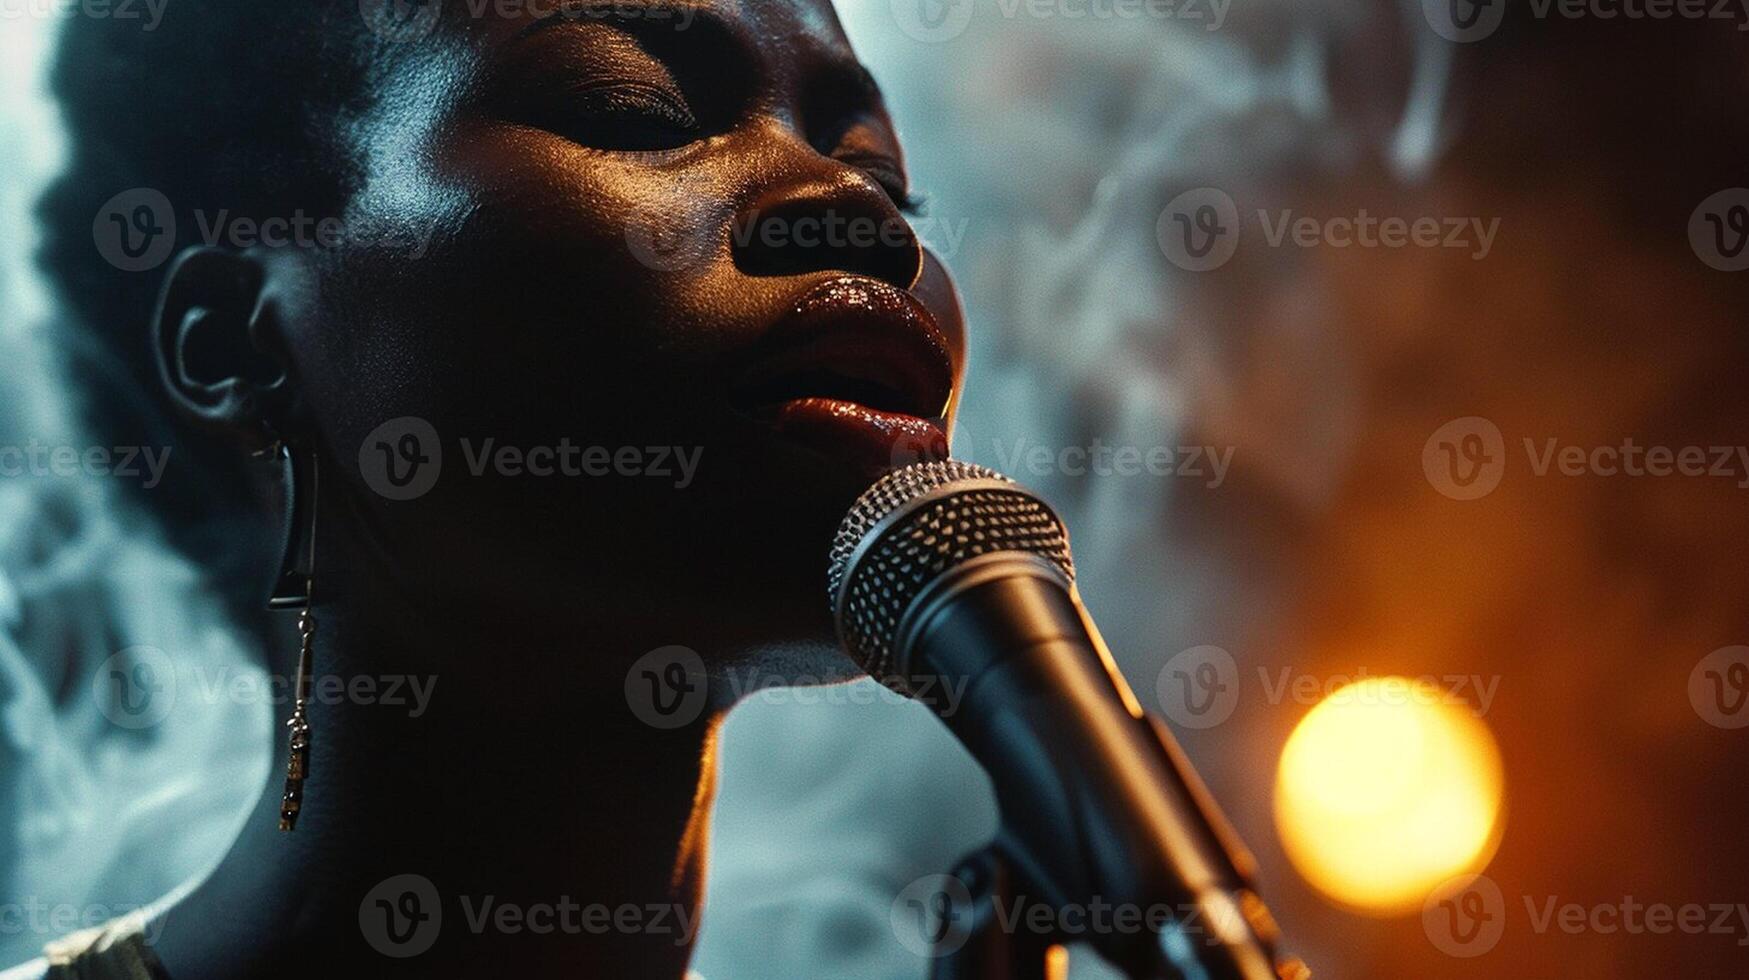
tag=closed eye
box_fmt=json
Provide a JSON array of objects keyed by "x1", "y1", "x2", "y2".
[
  {"x1": 836, "y1": 151, "x2": 925, "y2": 215},
  {"x1": 545, "y1": 78, "x2": 701, "y2": 150}
]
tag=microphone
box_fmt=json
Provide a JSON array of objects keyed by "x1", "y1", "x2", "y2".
[{"x1": 829, "y1": 461, "x2": 1303, "y2": 980}]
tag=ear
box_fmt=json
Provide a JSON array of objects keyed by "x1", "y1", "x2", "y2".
[{"x1": 151, "y1": 246, "x2": 295, "y2": 451}]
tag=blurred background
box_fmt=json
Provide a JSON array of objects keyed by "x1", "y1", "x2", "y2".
[{"x1": 3, "y1": 1, "x2": 1748, "y2": 977}]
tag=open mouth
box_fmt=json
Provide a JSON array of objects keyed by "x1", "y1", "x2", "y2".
[
  {"x1": 730, "y1": 348, "x2": 945, "y2": 421},
  {"x1": 730, "y1": 277, "x2": 955, "y2": 422},
  {"x1": 729, "y1": 277, "x2": 957, "y2": 478}
]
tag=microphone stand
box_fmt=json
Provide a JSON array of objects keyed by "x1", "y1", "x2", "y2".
[
  {"x1": 928, "y1": 848, "x2": 1056, "y2": 980},
  {"x1": 930, "y1": 714, "x2": 1310, "y2": 980}
]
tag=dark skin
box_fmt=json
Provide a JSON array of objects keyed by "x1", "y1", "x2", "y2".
[{"x1": 130, "y1": 2, "x2": 967, "y2": 977}]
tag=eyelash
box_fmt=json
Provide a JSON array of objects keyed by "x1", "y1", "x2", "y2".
[
  {"x1": 836, "y1": 151, "x2": 925, "y2": 215},
  {"x1": 549, "y1": 80, "x2": 925, "y2": 214},
  {"x1": 567, "y1": 81, "x2": 698, "y2": 132}
]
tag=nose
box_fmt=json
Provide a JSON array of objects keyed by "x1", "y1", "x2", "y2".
[{"x1": 732, "y1": 172, "x2": 924, "y2": 290}]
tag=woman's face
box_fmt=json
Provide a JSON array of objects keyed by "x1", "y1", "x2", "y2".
[{"x1": 276, "y1": 0, "x2": 965, "y2": 656}]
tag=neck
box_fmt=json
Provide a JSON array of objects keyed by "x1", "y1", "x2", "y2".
[{"x1": 153, "y1": 570, "x2": 721, "y2": 980}]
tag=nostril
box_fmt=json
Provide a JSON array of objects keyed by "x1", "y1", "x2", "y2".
[{"x1": 731, "y1": 198, "x2": 922, "y2": 288}]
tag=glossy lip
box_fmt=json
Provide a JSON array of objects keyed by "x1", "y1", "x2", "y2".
[
  {"x1": 732, "y1": 276, "x2": 955, "y2": 420},
  {"x1": 732, "y1": 276, "x2": 957, "y2": 478}
]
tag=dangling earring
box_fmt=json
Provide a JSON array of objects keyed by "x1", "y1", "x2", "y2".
[{"x1": 257, "y1": 436, "x2": 320, "y2": 831}]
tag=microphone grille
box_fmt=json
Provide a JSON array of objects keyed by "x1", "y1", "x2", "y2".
[{"x1": 828, "y1": 460, "x2": 1075, "y2": 680}]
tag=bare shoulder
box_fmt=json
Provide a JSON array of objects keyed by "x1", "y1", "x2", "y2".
[{"x1": 0, "y1": 958, "x2": 48, "y2": 980}]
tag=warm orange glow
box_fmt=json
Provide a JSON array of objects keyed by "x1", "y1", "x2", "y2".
[{"x1": 1273, "y1": 676, "x2": 1505, "y2": 914}]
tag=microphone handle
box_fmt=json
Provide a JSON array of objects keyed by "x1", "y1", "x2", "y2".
[{"x1": 894, "y1": 552, "x2": 1289, "y2": 980}]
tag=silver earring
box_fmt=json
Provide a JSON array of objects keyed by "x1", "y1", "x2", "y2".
[{"x1": 257, "y1": 437, "x2": 319, "y2": 831}]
